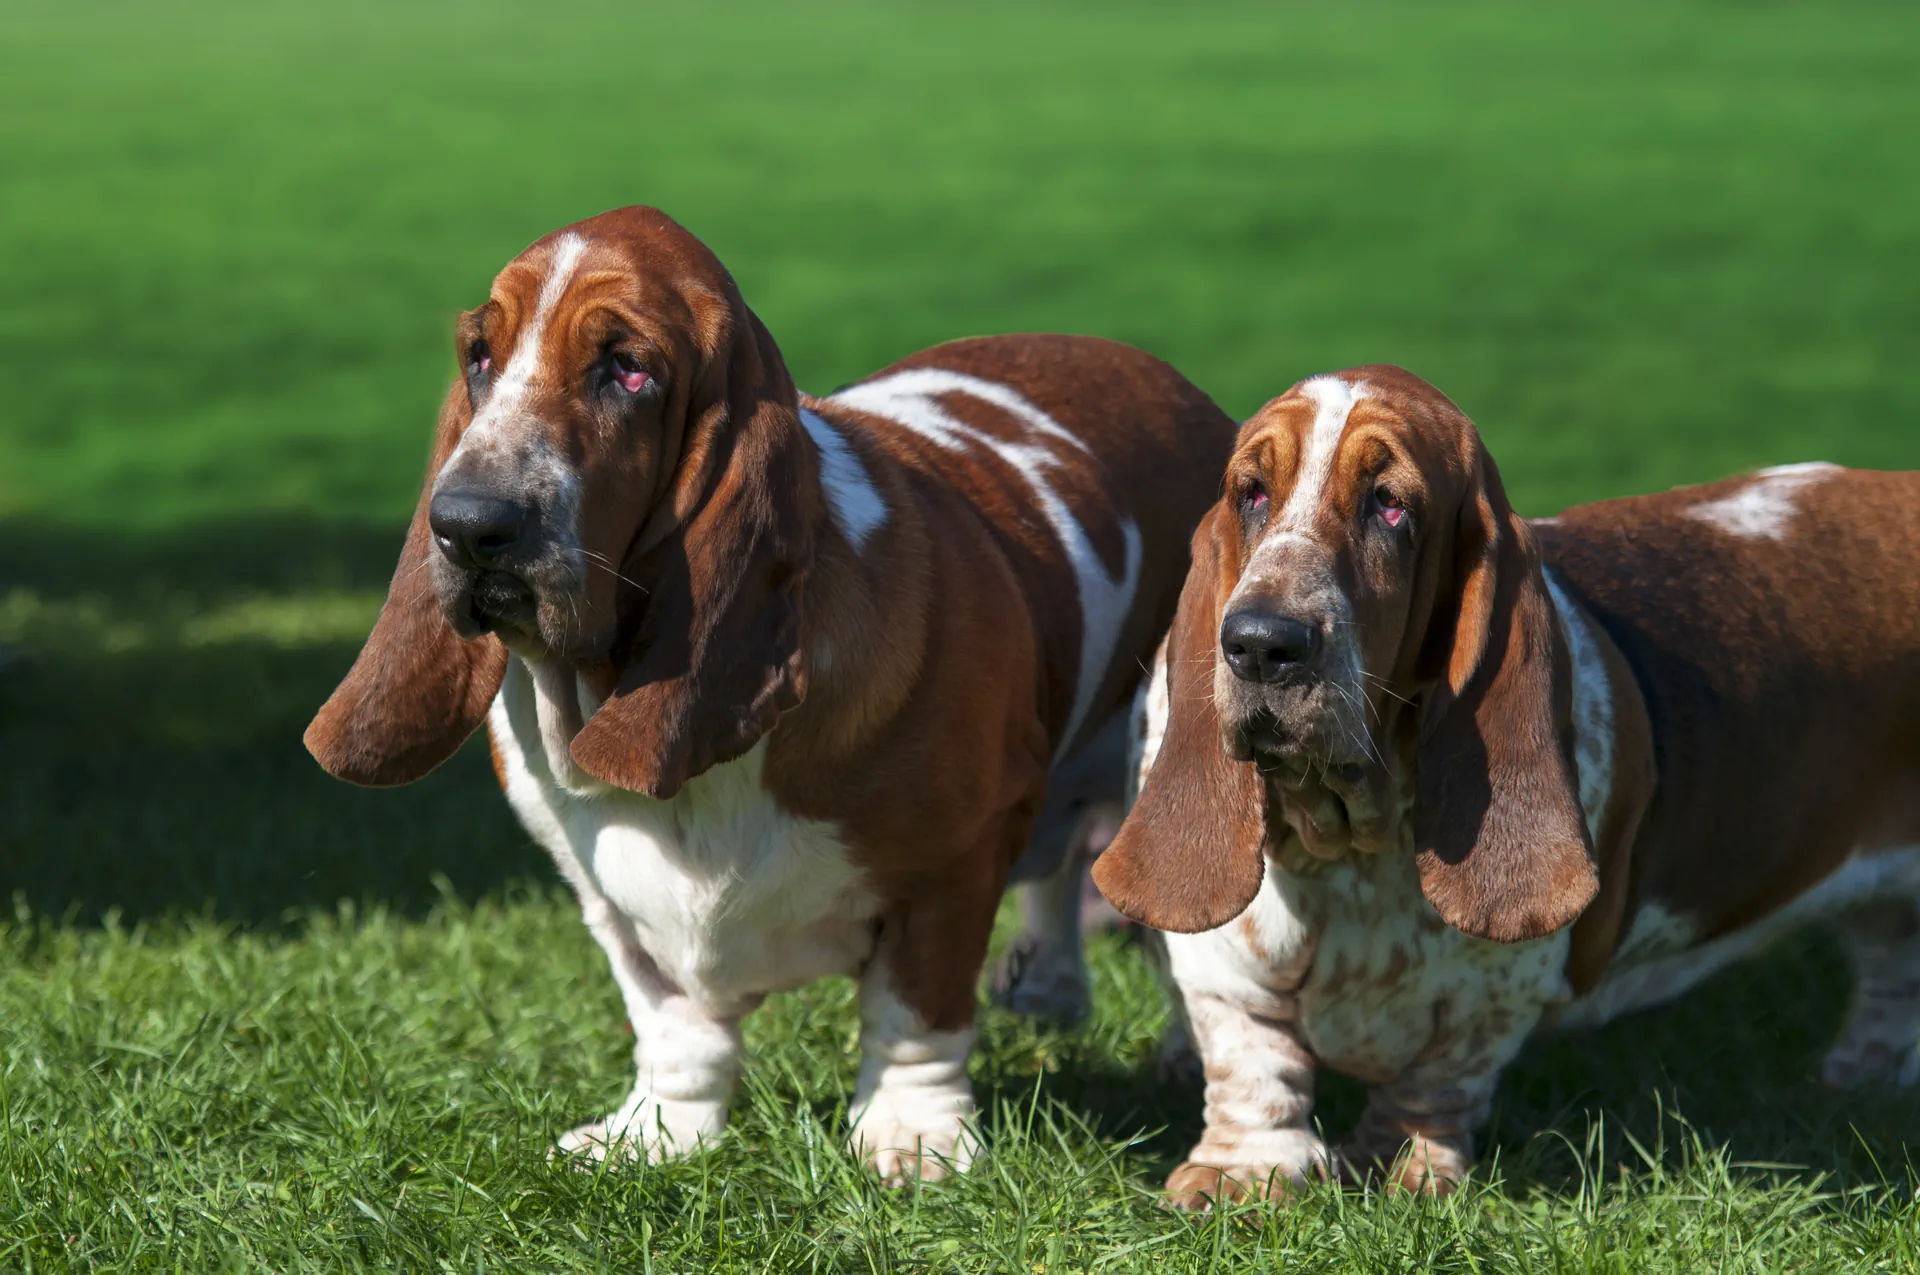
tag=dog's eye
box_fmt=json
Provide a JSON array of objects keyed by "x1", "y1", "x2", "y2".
[
  {"x1": 611, "y1": 352, "x2": 651, "y2": 394},
  {"x1": 1376, "y1": 487, "x2": 1407, "y2": 528},
  {"x1": 1243, "y1": 483, "x2": 1269, "y2": 512},
  {"x1": 467, "y1": 341, "x2": 491, "y2": 378}
]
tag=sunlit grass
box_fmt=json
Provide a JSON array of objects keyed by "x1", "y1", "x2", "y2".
[{"x1": 6, "y1": 0, "x2": 1920, "y2": 1267}]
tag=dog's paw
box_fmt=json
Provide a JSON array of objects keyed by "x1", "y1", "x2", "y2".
[
  {"x1": 1820, "y1": 1037, "x2": 1920, "y2": 1089},
  {"x1": 1163, "y1": 1131, "x2": 1330, "y2": 1211},
  {"x1": 990, "y1": 936, "x2": 1090, "y2": 1028},
  {"x1": 850, "y1": 1098, "x2": 978, "y2": 1186},
  {"x1": 551, "y1": 1097, "x2": 726, "y2": 1165},
  {"x1": 1334, "y1": 1132, "x2": 1472, "y2": 1196},
  {"x1": 1163, "y1": 1160, "x2": 1309, "y2": 1211}
]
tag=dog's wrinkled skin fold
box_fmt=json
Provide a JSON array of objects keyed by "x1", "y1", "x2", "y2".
[
  {"x1": 306, "y1": 206, "x2": 1237, "y2": 1181},
  {"x1": 1096, "y1": 365, "x2": 1920, "y2": 1207}
]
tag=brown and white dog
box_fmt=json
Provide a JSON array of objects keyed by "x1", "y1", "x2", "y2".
[
  {"x1": 304, "y1": 207, "x2": 1235, "y2": 1181},
  {"x1": 1095, "y1": 365, "x2": 1920, "y2": 1206}
]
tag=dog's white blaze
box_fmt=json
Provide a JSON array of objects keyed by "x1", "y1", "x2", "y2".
[
  {"x1": 1543, "y1": 568, "x2": 1615, "y2": 841},
  {"x1": 444, "y1": 232, "x2": 590, "y2": 472},
  {"x1": 1684, "y1": 461, "x2": 1839, "y2": 541},
  {"x1": 1274, "y1": 377, "x2": 1369, "y2": 537},
  {"x1": 830, "y1": 368, "x2": 1142, "y2": 758},
  {"x1": 798, "y1": 407, "x2": 888, "y2": 550}
]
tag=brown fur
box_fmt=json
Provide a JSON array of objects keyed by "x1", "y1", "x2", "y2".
[
  {"x1": 304, "y1": 385, "x2": 508, "y2": 784},
  {"x1": 1098, "y1": 366, "x2": 1599, "y2": 944},
  {"x1": 307, "y1": 207, "x2": 1238, "y2": 1047},
  {"x1": 1100, "y1": 363, "x2": 1920, "y2": 1208}
]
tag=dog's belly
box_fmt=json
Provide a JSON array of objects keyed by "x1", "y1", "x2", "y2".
[
  {"x1": 490, "y1": 662, "x2": 879, "y2": 1013},
  {"x1": 1553, "y1": 844, "x2": 1920, "y2": 1032}
]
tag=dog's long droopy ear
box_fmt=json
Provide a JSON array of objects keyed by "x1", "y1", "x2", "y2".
[
  {"x1": 305, "y1": 382, "x2": 509, "y2": 785},
  {"x1": 569, "y1": 305, "x2": 815, "y2": 799},
  {"x1": 1414, "y1": 446, "x2": 1595, "y2": 942},
  {"x1": 1093, "y1": 508, "x2": 1268, "y2": 933}
]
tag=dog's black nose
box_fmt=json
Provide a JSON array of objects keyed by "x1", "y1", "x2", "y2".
[
  {"x1": 1220, "y1": 610, "x2": 1321, "y2": 683},
  {"x1": 429, "y1": 490, "x2": 529, "y2": 569}
]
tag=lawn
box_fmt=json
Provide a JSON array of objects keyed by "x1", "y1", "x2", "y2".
[{"x1": 3, "y1": 0, "x2": 1919, "y2": 1268}]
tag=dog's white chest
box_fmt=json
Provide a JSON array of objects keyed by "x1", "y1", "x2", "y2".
[
  {"x1": 490, "y1": 661, "x2": 879, "y2": 1012},
  {"x1": 1170, "y1": 852, "x2": 1571, "y2": 1083}
]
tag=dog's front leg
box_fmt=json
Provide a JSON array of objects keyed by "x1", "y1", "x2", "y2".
[
  {"x1": 1339, "y1": 1008, "x2": 1540, "y2": 1194},
  {"x1": 1341, "y1": 1075, "x2": 1498, "y2": 1195},
  {"x1": 554, "y1": 894, "x2": 745, "y2": 1162},
  {"x1": 1166, "y1": 989, "x2": 1328, "y2": 1209},
  {"x1": 850, "y1": 880, "x2": 1000, "y2": 1184}
]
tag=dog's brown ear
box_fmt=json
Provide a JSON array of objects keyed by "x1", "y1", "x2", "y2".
[
  {"x1": 306, "y1": 382, "x2": 509, "y2": 785},
  {"x1": 569, "y1": 304, "x2": 815, "y2": 799},
  {"x1": 1414, "y1": 444, "x2": 1595, "y2": 942},
  {"x1": 1094, "y1": 508, "x2": 1268, "y2": 933}
]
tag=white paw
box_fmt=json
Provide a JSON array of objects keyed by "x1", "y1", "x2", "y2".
[
  {"x1": 552, "y1": 1097, "x2": 727, "y2": 1164},
  {"x1": 850, "y1": 1095, "x2": 978, "y2": 1185}
]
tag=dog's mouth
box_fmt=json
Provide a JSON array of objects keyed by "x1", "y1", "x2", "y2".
[
  {"x1": 444, "y1": 569, "x2": 540, "y2": 641},
  {"x1": 1226, "y1": 691, "x2": 1363, "y2": 769},
  {"x1": 1227, "y1": 697, "x2": 1401, "y2": 861}
]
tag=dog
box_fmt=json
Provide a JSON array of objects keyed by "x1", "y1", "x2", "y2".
[
  {"x1": 1094, "y1": 364, "x2": 1920, "y2": 1205},
  {"x1": 305, "y1": 206, "x2": 1235, "y2": 1181}
]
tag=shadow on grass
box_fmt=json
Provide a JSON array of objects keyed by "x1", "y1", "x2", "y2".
[
  {"x1": 968, "y1": 930, "x2": 1920, "y2": 1197},
  {"x1": 2, "y1": 515, "x2": 549, "y2": 925}
]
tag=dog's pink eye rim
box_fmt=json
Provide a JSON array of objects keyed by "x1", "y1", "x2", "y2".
[
  {"x1": 1248, "y1": 489, "x2": 1269, "y2": 509},
  {"x1": 1381, "y1": 503, "x2": 1406, "y2": 527},
  {"x1": 611, "y1": 354, "x2": 650, "y2": 394}
]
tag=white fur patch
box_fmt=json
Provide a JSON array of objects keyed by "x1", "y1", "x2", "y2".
[
  {"x1": 1542, "y1": 568, "x2": 1615, "y2": 842},
  {"x1": 829, "y1": 368, "x2": 1142, "y2": 757},
  {"x1": 849, "y1": 971, "x2": 977, "y2": 1182},
  {"x1": 798, "y1": 407, "x2": 887, "y2": 550},
  {"x1": 491, "y1": 656, "x2": 883, "y2": 1157},
  {"x1": 1274, "y1": 377, "x2": 1368, "y2": 538},
  {"x1": 1684, "y1": 461, "x2": 1839, "y2": 541}
]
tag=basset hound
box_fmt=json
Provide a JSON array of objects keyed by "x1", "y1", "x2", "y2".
[
  {"x1": 304, "y1": 206, "x2": 1236, "y2": 1181},
  {"x1": 1094, "y1": 364, "x2": 1920, "y2": 1206}
]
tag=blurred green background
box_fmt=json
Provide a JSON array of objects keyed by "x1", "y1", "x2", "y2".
[
  {"x1": 5, "y1": 0, "x2": 1916, "y2": 919},
  {"x1": 3, "y1": 3, "x2": 1919, "y2": 1265}
]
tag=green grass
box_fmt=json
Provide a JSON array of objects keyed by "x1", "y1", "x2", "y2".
[{"x1": 3, "y1": 0, "x2": 1919, "y2": 1268}]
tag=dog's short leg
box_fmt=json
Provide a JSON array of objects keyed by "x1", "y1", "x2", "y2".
[
  {"x1": 995, "y1": 710, "x2": 1131, "y2": 1027},
  {"x1": 1164, "y1": 991, "x2": 1327, "y2": 1210},
  {"x1": 851, "y1": 883, "x2": 1000, "y2": 1184},
  {"x1": 554, "y1": 895, "x2": 744, "y2": 1163},
  {"x1": 1823, "y1": 894, "x2": 1920, "y2": 1088},
  {"x1": 991, "y1": 804, "x2": 1109, "y2": 1027},
  {"x1": 1136, "y1": 928, "x2": 1203, "y2": 1087},
  {"x1": 1339, "y1": 1080, "x2": 1495, "y2": 1195}
]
